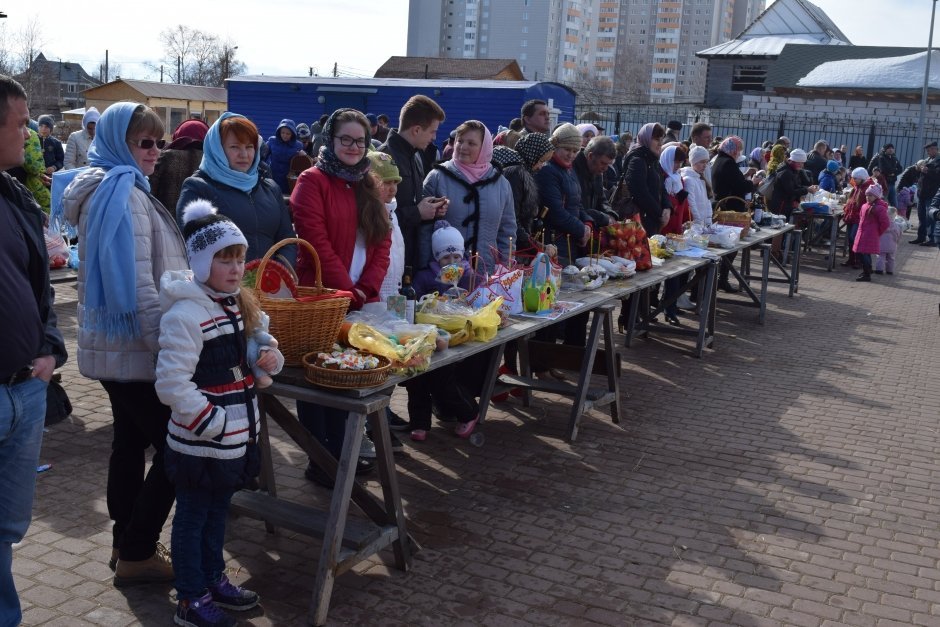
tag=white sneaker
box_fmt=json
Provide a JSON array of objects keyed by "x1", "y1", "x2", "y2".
[
  {"x1": 359, "y1": 428, "x2": 376, "y2": 459},
  {"x1": 676, "y1": 294, "x2": 696, "y2": 311}
]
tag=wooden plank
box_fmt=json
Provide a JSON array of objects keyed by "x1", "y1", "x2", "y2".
[
  {"x1": 524, "y1": 341, "x2": 621, "y2": 377},
  {"x1": 230, "y1": 490, "x2": 381, "y2": 550}
]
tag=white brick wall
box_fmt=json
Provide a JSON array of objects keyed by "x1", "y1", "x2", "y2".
[{"x1": 738, "y1": 94, "x2": 940, "y2": 123}]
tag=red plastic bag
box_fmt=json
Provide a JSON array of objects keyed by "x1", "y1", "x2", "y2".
[{"x1": 603, "y1": 217, "x2": 652, "y2": 271}]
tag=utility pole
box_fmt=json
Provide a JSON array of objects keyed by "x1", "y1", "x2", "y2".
[
  {"x1": 309, "y1": 67, "x2": 313, "y2": 76},
  {"x1": 104, "y1": 50, "x2": 109, "y2": 83},
  {"x1": 177, "y1": 55, "x2": 182, "y2": 84},
  {"x1": 160, "y1": 65, "x2": 164, "y2": 82},
  {"x1": 917, "y1": 0, "x2": 938, "y2": 156},
  {"x1": 333, "y1": 62, "x2": 338, "y2": 78}
]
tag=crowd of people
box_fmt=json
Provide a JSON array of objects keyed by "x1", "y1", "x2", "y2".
[{"x1": 3, "y1": 66, "x2": 939, "y2": 626}]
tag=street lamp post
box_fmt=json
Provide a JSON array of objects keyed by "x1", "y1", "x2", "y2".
[{"x1": 916, "y1": 0, "x2": 938, "y2": 154}]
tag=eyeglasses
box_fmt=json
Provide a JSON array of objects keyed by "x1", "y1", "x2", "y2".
[
  {"x1": 130, "y1": 138, "x2": 167, "y2": 150},
  {"x1": 335, "y1": 135, "x2": 367, "y2": 149}
]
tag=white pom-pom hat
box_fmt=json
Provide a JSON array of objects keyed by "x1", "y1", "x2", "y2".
[{"x1": 180, "y1": 199, "x2": 248, "y2": 283}]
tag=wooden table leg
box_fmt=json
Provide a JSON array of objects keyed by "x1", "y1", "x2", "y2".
[
  {"x1": 309, "y1": 412, "x2": 365, "y2": 626},
  {"x1": 601, "y1": 307, "x2": 621, "y2": 425},
  {"x1": 567, "y1": 304, "x2": 610, "y2": 442},
  {"x1": 790, "y1": 228, "x2": 802, "y2": 295},
  {"x1": 696, "y1": 261, "x2": 717, "y2": 357},
  {"x1": 477, "y1": 344, "x2": 506, "y2": 426},
  {"x1": 759, "y1": 244, "x2": 771, "y2": 325},
  {"x1": 368, "y1": 409, "x2": 412, "y2": 571},
  {"x1": 256, "y1": 395, "x2": 277, "y2": 534}
]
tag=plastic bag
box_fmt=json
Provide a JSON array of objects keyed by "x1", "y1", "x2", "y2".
[
  {"x1": 343, "y1": 311, "x2": 438, "y2": 375},
  {"x1": 706, "y1": 225, "x2": 742, "y2": 249},
  {"x1": 467, "y1": 264, "x2": 524, "y2": 314},
  {"x1": 44, "y1": 225, "x2": 69, "y2": 268},
  {"x1": 416, "y1": 294, "x2": 503, "y2": 342}
]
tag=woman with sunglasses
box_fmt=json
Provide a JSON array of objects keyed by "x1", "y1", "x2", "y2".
[
  {"x1": 177, "y1": 113, "x2": 296, "y2": 267},
  {"x1": 290, "y1": 108, "x2": 391, "y2": 485},
  {"x1": 63, "y1": 102, "x2": 186, "y2": 584}
]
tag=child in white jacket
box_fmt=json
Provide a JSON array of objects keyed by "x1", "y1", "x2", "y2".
[
  {"x1": 681, "y1": 145, "x2": 713, "y2": 227},
  {"x1": 156, "y1": 199, "x2": 283, "y2": 627}
]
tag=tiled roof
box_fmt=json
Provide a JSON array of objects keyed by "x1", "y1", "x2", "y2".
[{"x1": 374, "y1": 57, "x2": 524, "y2": 80}]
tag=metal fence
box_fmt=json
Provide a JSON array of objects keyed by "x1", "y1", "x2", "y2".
[{"x1": 576, "y1": 103, "x2": 940, "y2": 169}]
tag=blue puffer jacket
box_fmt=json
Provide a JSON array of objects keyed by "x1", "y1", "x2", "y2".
[
  {"x1": 536, "y1": 158, "x2": 590, "y2": 262},
  {"x1": 265, "y1": 119, "x2": 303, "y2": 194},
  {"x1": 818, "y1": 169, "x2": 838, "y2": 193}
]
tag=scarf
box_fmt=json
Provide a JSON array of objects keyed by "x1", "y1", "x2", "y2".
[
  {"x1": 452, "y1": 122, "x2": 494, "y2": 184},
  {"x1": 630, "y1": 122, "x2": 660, "y2": 152},
  {"x1": 515, "y1": 132, "x2": 554, "y2": 170},
  {"x1": 315, "y1": 108, "x2": 372, "y2": 182},
  {"x1": 491, "y1": 145, "x2": 523, "y2": 170},
  {"x1": 767, "y1": 144, "x2": 787, "y2": 175},
  {"x1": 82, "y1": 102, "x2": 152, "y2": 341},
  {"x1": 200, "y1": 112, "x2": 260, "y2": 193},
  {"x1": 659, "y1": 145, "x2": 683, "y2": 195}
]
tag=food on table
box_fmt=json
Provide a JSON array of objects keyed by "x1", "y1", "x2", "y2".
[{"x1": 315, "y1": 347, "x2": 381, "y2": 371}]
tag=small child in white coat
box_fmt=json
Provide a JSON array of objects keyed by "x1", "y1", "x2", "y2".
[
  {"x1": 680, "y1": 145, "x2": 712, "y2": 227},
  {"x1": 875, "y1": 206, "x2": 902, "y2": 275},
  {"x1": 156, "y1": 200, "x2": 284, "y2": 626}
]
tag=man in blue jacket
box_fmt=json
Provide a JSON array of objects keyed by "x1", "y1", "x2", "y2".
[{"x1": 0, "y1": 75, "x2": 68, "y2": 627}]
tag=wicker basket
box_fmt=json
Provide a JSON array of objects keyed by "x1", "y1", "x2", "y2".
[
  {"x1": 713, "y1": 196, "x2": 752, "y2": 238},
  {"x1": 254, "y1": 238, "x2": 350, "y2": 367},
  {"x1": 302, "y1": 351, "x2": 392, "y2": 389}
]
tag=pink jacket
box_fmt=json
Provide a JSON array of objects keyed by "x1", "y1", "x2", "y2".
[{"x1": 853, "y1": 198, "x2": 890, "y2": 254}]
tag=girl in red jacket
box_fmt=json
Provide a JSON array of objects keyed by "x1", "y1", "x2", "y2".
[
  {"x1": 853, "y1": 183, "x2": 890, "y2": 282},
  {"x1": 289, "y1": 109, "x2": 392, "y2": 485}
]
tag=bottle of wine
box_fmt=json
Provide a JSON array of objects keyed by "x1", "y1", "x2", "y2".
[{"x1": 400, "y1": 266, "x2": 416, "y2": 324}]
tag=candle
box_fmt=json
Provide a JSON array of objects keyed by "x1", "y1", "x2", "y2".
[
  {"x1": 470, "y1": 251, "x2": 477, "y2": 294},
  {"x1": 508, "y1": 236, "x2": 514, "y2": 267},
  {"x1": 589, "y1": 232, "x2": 594, "y2": 265},
  {"x1": 566, "y1": 234, "x2": 571, "y2": 263}
]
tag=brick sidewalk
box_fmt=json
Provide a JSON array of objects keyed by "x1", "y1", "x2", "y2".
[{"x1": 16, "y1": 237, "x2": 940, "y2": 626}]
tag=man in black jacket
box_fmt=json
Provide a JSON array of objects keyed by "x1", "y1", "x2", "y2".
[
  {"x1": 914, "y1": 142, "x2": 940, "y2": 245},
  {"x1": 869, "y1": 143, "x2": 903, "y2": 207},
  {"x1": 573, "y1": 136, "x2": 617, "y2": 226},
  {"x1": 0, "y1": 75, "x2": 67, "y2": 627},
  {"x1": 805, "y1": 140, "x2": 830, "y2": 183},
  {"x1": 378, "y1": 95, "x2": 447, "y2": 272}
]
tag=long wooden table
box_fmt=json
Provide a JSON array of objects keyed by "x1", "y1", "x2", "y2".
[{"x1": 230, "y1": 235, "x2": 799, "y2": 622}]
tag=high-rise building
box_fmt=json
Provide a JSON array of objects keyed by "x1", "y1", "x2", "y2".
[{"x1": 407, "y1": 0, "x2": 766, "y2": 104}]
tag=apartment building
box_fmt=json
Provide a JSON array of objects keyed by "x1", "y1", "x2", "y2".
[{"x1": 408, "y1": 0, "x2": 766, "y2": 104}]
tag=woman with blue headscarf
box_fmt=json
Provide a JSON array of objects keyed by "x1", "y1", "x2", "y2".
[
  {"x1": 63, "y1": 102, "x2": 186, "y2": 585},
  {"x1": 177, "y1": 113, "x2": 296, "y2": 266}
]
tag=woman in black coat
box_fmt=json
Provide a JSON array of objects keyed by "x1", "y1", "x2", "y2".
[
  {"x1": 711, "y1": 136, "x2": 755, "y2": 292},
  {"x1": 625, "y1": 122, "x2": 670, "y2": 237}
]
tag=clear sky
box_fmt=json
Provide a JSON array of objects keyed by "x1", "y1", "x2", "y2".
[{"x1": 0, "y1": 1, "x2": 934, "y2": 82}]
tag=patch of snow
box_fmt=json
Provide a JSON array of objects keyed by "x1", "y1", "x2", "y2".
[{"x1": 797, "y1": 51, "x2": 940, "y2": 89}]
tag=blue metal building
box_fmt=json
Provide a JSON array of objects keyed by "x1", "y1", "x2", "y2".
[{"x1": 226, "y1": 76, "x2": 577, "y2": 139}]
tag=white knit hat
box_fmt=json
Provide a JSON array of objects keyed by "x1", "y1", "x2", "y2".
[
  {"x1": 689, "y1": 145, "x2": 710, "y2": 164},
  {"x1": 431, "y1": 220, "x2": 465, "y2": 261},
  {"x1": 788, "y1": 149, "x2": 808, "y2": 163},
  {"x1": 181, "y1": 199, "x2": 248, "y2": 283},
  {"x1": 851, "y1": 167, "x2": 869, "y2": 181}
]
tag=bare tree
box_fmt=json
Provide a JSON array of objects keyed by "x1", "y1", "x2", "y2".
[
  {"x1": 0, "y1": 24, "x2": 13, "y2": 75},
  {"x1": 156, "y1": 25, "x2": 243, "y2": 87}
]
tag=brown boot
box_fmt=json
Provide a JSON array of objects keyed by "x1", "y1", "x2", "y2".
[{"x1": 113, "y1": 542, "x2": 174, "y2": 587}]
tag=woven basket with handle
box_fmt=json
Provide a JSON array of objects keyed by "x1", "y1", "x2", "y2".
[
  {"x1": 713, "y1": 196, "x2": 752, "y2": 238},
  {"x1": 253, "y1": 238, "x2": 350, "y2": 367}
]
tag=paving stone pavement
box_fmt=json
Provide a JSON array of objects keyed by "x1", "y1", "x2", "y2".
[{"x1": 16, "y1": 236, "x2": 940, "y2": 626}]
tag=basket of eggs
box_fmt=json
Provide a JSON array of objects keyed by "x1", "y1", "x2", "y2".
[{"x1": 302, "y1": 347, "x2": 392, "y2": 389}]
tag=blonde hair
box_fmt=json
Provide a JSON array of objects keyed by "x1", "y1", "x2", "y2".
[{"x1": 215, "y1": 244, "x2": 262, "y2": 333}]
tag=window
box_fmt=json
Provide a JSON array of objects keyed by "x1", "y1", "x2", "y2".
[
  {"x1": 731, "y1": 64, "x2": 767, "y2": 91},
  {"x1": 521, "y1": 39, "x2": 528, "y2": 47}
]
